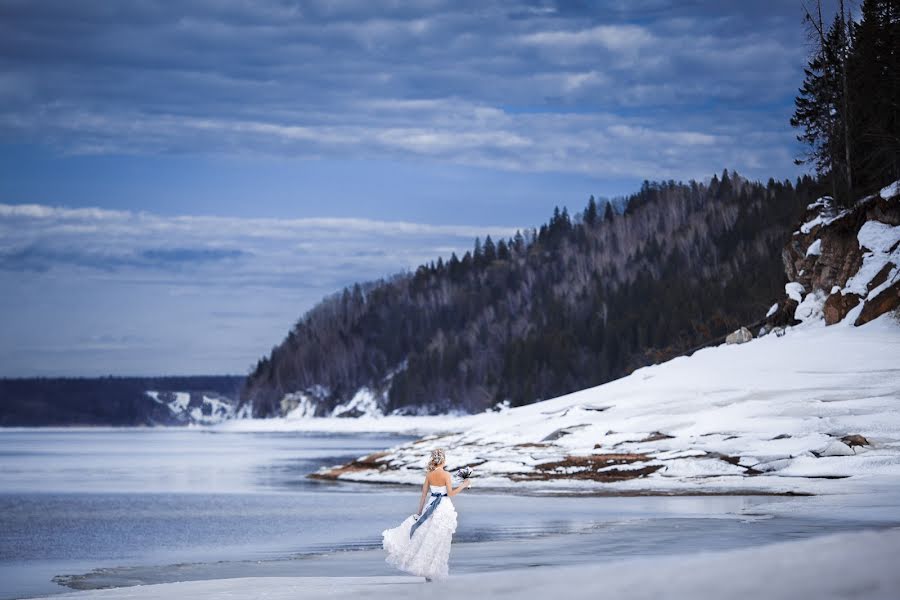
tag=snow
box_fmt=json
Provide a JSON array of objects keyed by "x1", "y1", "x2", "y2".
[
  {"x1": 880, "y1": 179, "x2": 900, "y2": 199},
  {"x1": 169, "y1": 392, "x2": 191, "y2": 413},
  {"x1": 805, "y1": 238, "x2": 822, "y2": 256},
  {"x1": 282, "y1": 392, "x2": 318, "y2": 419},
  {"x1": 859, "y1": 220, "x2": 900, "y2": 254},
  {"x1": 794, "y1": 288, "x2": 826, "y2": 322},
  {"x1": 799, "y1": 206, "x2": 849, "y2": 234},
  {"x1": 213, "y1": 413, "x2": 473, "y2": 435},
  {"x1": 310, "y1": 315, "x2": 900, "y2": 496},
  {"x1": 765, "y1": 303, "x2": 778, "y2": 318},
  {"x1": 843, "y1": 221, "x2": 900, "y2": 299},
  {"x1": 145, "y1": 390, "x2": 236, "y2": 425},
  {"x1": 332, "y1": 387, "x2": 383, "y2": 418},
  {"x1": 785, "y1": 281, "x2": 805, "y2": 302},
  {"x1": 31, "y1": 527, "x2": 900, "y2": 600}
]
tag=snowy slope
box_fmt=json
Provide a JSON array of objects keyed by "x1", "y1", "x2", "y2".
[{"x1": 312, "y1": 313, "x2": 900, "y2": 495}]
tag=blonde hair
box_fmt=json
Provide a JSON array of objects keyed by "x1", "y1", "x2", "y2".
[{"x1": 426, "y1": 448, "x2": 446, "y2": 472}]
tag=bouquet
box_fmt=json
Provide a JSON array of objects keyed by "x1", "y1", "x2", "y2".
[{"x1": 455, "y1": 466, "x2": 474, "y2": 480}]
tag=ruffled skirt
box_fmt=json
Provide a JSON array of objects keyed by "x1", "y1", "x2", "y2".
[{"x1": 382, "y1": 497, "x2": 458, "y2": 580}]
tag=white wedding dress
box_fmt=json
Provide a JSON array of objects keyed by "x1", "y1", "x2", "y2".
[{"x1": 382, "y1": 484, "x2": 458, "y2": 580}]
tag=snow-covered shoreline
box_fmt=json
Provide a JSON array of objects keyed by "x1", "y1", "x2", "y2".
[
  {"x1": 307, "y1": 314, "x2": 900, "y2": 497},
  {"x1": 32, "y1": 526, "x2": 900, "y2": 600}
]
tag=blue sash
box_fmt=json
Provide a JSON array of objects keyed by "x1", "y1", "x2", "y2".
[{"x1": 410, "y1": 491, "x2": 447, "y2": 538}]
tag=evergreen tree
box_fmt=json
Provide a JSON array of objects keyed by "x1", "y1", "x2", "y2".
[
  {"x1": 792, "y1": 0, "x2": 897, "y2": 204},
  {"x1": 603, "y1": 201, "x2": 615, "y2": 223},
  {"x1": 483, "y1": 235, "x2": 497, "y2": 262},
  {"x1": 849, "y1": 0, "x2": 900, "y2": 191},
  {"x1": 584, "y1": 195, "x2": 598, "y2": 225}
]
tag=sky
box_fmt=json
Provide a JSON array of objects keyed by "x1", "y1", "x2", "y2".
[{"x1": 0, "y1": 0, "x2": 823, "y2": 376}]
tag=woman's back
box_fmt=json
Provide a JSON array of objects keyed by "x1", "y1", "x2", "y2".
[{"x1": 425, "y1": 469, "x2": 448, "y2": 487}]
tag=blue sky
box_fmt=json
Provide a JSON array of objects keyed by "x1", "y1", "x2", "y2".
[{"x1": 0, "y1": 0, "x2": 822, "y2": 376}]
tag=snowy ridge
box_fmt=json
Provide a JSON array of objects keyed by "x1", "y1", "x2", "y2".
[
  {"x1": 312, "y1": 314, "x2": 900, "y2": 494},
  {"x1": 146, "y1": 390, "x2": 237, "y2": 425},
  {"x1": 781, "y1": 180, "x2": 899, "y2": 328}
]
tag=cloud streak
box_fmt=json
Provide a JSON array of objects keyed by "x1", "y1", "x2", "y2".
[
  {"x1": 0, "y1": 0, "x2": 808, "y2": 181},
  {"x1": 0, "y1": 202, "x2": 521, "y2": 376}
]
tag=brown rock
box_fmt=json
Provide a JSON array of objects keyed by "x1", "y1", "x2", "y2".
[
  {"x1": 766, "y1": 298, "x2": 800, "y2": 328},
  {"x1": 518, "y1": 453, "x2": 662, "y2": 482},
  {"x1": 867, "y1": 261, "x2": 896, "y2": 293},
  {"x1": 309, "y1": 451, "x2": 390, "y2": 480},
  {"x1": 855, "y1": 280, "x2": 900, "y2": 326},
  {"x1": 841, "y1": 434, "x2": 870, "y2": 447},
  {"x1": 823, "y1": 292, "x2": 862, "y2": 325},
  {"x1": 639, "y1": 431, "x2": 675, "y2": 442}
]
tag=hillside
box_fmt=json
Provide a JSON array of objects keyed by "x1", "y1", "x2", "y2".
[
  {"x1": 240, "y1": 171, "x2": 823, "y2": 417},
  {"x1": 312, "y1": 181, "x2": 900, "y2": 493},
  {"x1": 0, "y1": 376, "x2": 245, "y2": 426}
]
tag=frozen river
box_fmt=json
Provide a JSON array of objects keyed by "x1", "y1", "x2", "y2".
[{"x1": 2, "y1": 429, "x2": 897, "y2": 600}]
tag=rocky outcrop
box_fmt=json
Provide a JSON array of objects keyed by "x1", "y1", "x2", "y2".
[
  {"x1": 823, "y1": 292, "x2": 861, "y2": 325},
  {"x1": 769, "y1": 181, "x2": 900, "y2": 328},
  {"x1": 726, "y1": 327, "x2": 753, "y2": 344},
  {"x1": 856, "y1": 280, "x2": 900, "y2": 326}
]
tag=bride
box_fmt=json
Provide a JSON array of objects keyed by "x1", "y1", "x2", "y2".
[{"x1": 382, "y1": 448, "x2": 471, "y2": 581}]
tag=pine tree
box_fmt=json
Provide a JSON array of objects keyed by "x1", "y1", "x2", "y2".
[
  {"x1": 603, "y1": 201, "x2": 615, "y2": 223},
  {"x1": 584, "y1": 195, "x2": 598, "y2": 225},
  {"x1": 849, "y1": 0, "x2": 900, "y2": 191},
  {"x1": 483, "y1": 235, "x2": 497, "y2": 262}
]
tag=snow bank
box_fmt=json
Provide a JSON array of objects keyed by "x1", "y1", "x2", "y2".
[
  {"x1": 880, "y1": 179, "x2": 900, "y2": 200},
  {"x1": 313, "y1": 315, "x2": 900, "y2": 495},
  {"x1": 146, "y1": 390, "x2": 236, "y2": 425},
  {"x1": 34, "y1": 527, "x2": 900, "y2": 600},
  {"x1": 843, "y1": 221, "x2": 900, "y2": 300}
]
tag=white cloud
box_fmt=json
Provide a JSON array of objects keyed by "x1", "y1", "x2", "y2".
[
  {"x1": 517, "y1": 24, "x2": 656, "y2": 51},
  {"x1": 0, "y1": 1, "x2": 807, "y2": 181},
  {"x1": 0, "y1": 202, "x2": 524, "y2": 375}
]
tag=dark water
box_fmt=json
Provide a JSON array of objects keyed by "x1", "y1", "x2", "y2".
[{"x1": 1, "y1": 429, "x2": 897, "y2": 600}]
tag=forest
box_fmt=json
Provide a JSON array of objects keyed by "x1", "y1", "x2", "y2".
[
  {"x1": 240, "y1": 172, "x2": 826, "y2": 417},
  {"x1": 791, "y1": 0, "x2": 898, "y2": 205},
  {"x1": 242, "y1": 0, "x2": 897, "y2": 418}
]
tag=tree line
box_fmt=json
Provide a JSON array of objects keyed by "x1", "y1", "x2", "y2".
[
  {"x1": 792, "y1": 0, "x2": 899, "y2": 205},
  {"x1": 240, "y1": 172, "x2": 825, "y2": 417}
]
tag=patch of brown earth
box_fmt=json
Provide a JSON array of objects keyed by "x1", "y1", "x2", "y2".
[
  {"x1": 511, "y1": 453, "x2": 662, "y2": 482},
  {"x1": 309, "y1": 451, "x2": 391, "y2": 480},
  {"x1": 639, "y1": 431, "x2": 675, "y2": 442}
]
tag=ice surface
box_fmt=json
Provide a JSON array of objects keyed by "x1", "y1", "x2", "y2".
[{"x1": 30, "y1": 527, "x2": 900, "y2": 600}]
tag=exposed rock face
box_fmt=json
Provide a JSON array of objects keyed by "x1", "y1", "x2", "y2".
[
  {"x1": 823, "y1": 292, "x2": 861, "y2": 325},
  {"x1": 778, "y1": 182, "x2": 900, "y2": 328},
  {"x1": 855, "y1": 280, "x2": 900, "y2": 326}
]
